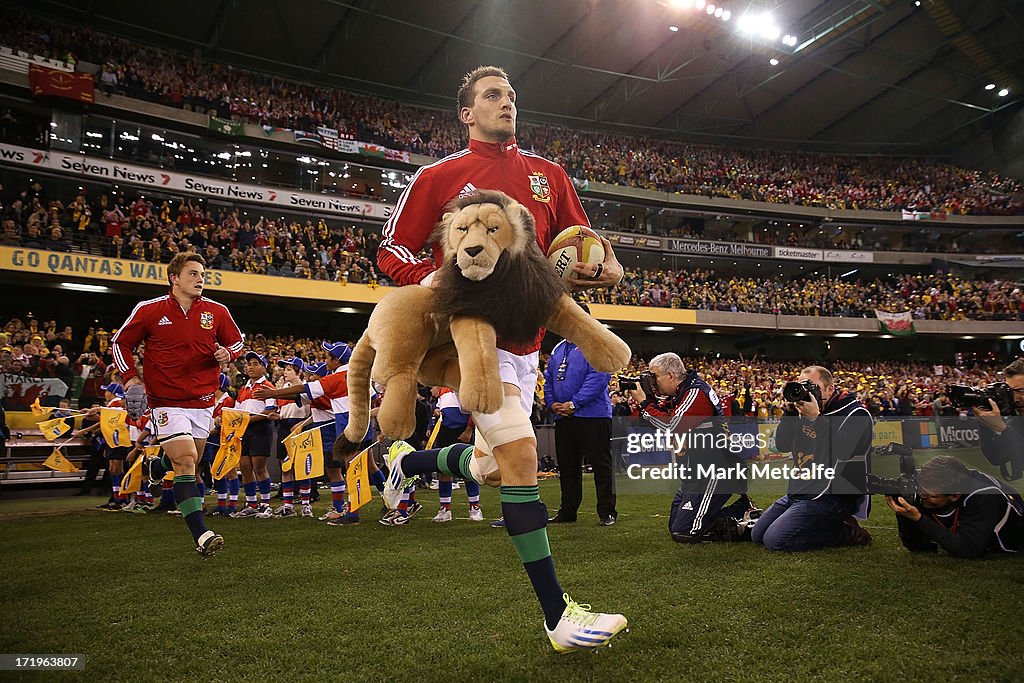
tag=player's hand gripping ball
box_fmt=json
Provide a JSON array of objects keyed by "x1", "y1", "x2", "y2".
[{"x1": 547, "y1": 225, "x2": 605, "y2": 282}]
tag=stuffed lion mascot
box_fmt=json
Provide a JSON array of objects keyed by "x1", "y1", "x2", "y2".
[{"x1": 334, "y1": 189, "x2": 631, "y2": 460}]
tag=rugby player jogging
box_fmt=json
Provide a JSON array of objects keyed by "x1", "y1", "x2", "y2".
[{"x1": 111, "y1": 252, "x2": 245, "y2": 556}]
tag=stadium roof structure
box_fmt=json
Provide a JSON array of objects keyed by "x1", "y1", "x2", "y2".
[{"x1": 19, "y1": 0, "x2": 1024, "y2": 153}]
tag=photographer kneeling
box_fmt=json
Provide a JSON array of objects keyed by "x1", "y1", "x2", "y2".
[
  {"x1": 889, "y1": 455, "x2": 1023, "y2": 557},
  {"x1": 627, "y1": 353, "x2": 757, "y2": 543},
  {"x1": 752, "y1": 366, "x2": 873, "y2": 551}
]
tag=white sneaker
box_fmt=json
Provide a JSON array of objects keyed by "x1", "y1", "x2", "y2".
[
  {"x1": 123, "y1": 501, "x2": 147, "y2": 514},
  {"x1": 383, "y1": 441, "x2": 418, "y2": 510},
  {"x1": 452, "y1": 481, "x2": 461, "y2": 490},
  {"x1": 378, "y1": 510, "x2": 410, "y2": 526},
  {"x1": 428, "y1": 480, "x2": 439, "y2": 490},
  {"x1": 195, "y1": 530, "x2": 224, "y2": 558},
  {"x1": 468, "y1": 505, "x2": 484, "y2": 522},
  {"x1": 255, "y1": 503, "x2": 273, "y2": 519},
  {"x1": 319, "y1": 508, "x2": 346, "y2": 522},
  {"x1": 432, "y1": 507, "x2": 452, "y2": 523},
  {"x1": 231, "y1": 506, "x2": 259, "y2": 518},
  {"x1": 300, "y1": 504, "x2": 314, "y2": 518},
  {"x1": 274, "y1": 504, "x2": 297, "y2": 518},
  {"x1": 545, "y1": 594, "x2": 628, "y2": 653}
]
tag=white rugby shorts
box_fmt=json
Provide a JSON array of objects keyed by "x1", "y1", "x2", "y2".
[
  {"x1": 496, "y1": 349, "x2": 539, "y2": 415},
  {"x1": 152, "y1": 406, "x2": 214, "y2": 442}
]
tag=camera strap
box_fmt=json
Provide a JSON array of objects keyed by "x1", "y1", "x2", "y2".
[{"x1": 931, "y1": 508, "x2": 960, "y2": 533}]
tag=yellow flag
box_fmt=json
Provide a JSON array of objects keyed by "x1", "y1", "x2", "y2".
[
  {"x1": 31, "y1": 398, "x2": 53, "y2": 418},
  {"x1": 121, "y1": 453, "x2": 145, "y2": 494},
  {"x1": 425, "y1": 414, "x2": 443, "y2": 449},
  {"x1": 291, "y1": 428, "x2": 324, "y2": 480},
  {"x1": 345, "y1": 447, "x2": 373, "y2": 512},
  {"x1": 211, "y1": 437, "x2": 242, "y2": 481},
  {"x1": 38, "y1": 417, "x2": 71, "y2": 441},
  {"x1": 221, "y1": 409, "x2": 251, "y2": 442},
  {"x1": 280, "y1": 432, "x2": 297, "y2": 473},
  {"x1": 43, "y1": 448, "x2": 78, "y2": 473},
  {"x1": 100, "y1": 408, "x2": 131, "y2": 448}
]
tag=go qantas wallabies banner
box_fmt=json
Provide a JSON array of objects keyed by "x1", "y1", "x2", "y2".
[{"x1": 0, "y1": 142, "x2": 392, "y2": 220}]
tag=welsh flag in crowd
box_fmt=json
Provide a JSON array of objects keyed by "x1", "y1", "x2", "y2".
[
  {"x1": 359, "y1": 143, "x2": 386, "y2": 158},
  {"x1": 208, "y1": 115, "x2": 244, "y2": 136},
  {"x1": 875, "y1": 310, "x2": 915, "y2": 336}
]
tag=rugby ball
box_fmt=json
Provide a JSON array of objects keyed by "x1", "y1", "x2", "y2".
[{"x1": 547, "y1": 225, "x2": 605, "y2": 282}]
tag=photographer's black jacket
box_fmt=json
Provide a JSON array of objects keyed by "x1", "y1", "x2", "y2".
[
  {"x1": 979, "y1": 416, "x2": 1024, "y2": 481},
  {"x1": 774, "y1": 390, "x2": 873, "y2": 500},
  {"x1": 897, "y1": 469, "x2": 1024, "y2": 557}
]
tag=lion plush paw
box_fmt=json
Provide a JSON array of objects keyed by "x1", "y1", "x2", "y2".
[
  {"x1": 458, "y1": 375, "x2": 504, "y2": 415},
  {"x1": 581, "y1": 334, "x2": 632, "y2": 374},
  {"x1": 376, "y1": 372, "x2": 420, "y2": 439}
]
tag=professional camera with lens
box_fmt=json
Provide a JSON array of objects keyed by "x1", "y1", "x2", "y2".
[
  {"x1": 946, "y1": 382, "x2": 1017, "y2": 416},
  {"x1": 782, "y1": 379, "x2": 823, "y2": 405},
  {"x1": 619, "y1": 371, "x2": 657, "y2": 397},
  {"x1": 866, "y1": 442, "x2": 918, "y2": 499}
]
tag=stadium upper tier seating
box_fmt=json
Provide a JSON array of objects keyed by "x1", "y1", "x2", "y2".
[{"x1": 2, "y1": 12, "x2": 1022, "y2": 215}]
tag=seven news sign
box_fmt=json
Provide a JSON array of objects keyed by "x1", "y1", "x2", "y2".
[{"x1": 0, "y1": 142, "x2": 392, "y2": 220}]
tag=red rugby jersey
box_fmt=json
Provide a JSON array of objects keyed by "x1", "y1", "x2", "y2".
[{"x1": 111, "y1": 293, "x2": 245, "y2": 409}]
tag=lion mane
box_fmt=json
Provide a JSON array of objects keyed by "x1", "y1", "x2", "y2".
[{"x1": 431, "y1": 190, "x2": 567, "y2": 346}]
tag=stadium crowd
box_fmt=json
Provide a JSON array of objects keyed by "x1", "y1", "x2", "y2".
[
  {"x1": 0, "y1": 314, "x2": 1005, "y2": 421},
  {"x1": 0, "y1": 182, "x2": 1018, "y2": 319},
  {"x1": 3, "y1": 12, "x2": 1023, "y2": 215},
  {"x1": 1, "y1": 178, "x2": 1021, "y2": 321},
  {"x1": 598, "y1": 269, "x2": 1023, "y2": 321},
  {"x1": 0, "y1": 180, "x2": 388, "y2": 284}
]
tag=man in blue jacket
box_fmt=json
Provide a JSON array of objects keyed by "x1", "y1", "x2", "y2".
[{"x1": 543, "y1": 302, "x2": 617, "y2": 526}]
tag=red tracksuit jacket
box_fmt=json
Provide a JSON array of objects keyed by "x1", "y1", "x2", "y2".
[
  {"x1": 111, "y1": 293, "x2": 245, "y2": 408},
  {"x1": 377, "y1": 137, "x2": 590, "y2": 354}
]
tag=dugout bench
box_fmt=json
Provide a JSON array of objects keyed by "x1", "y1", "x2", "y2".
[{"x1": 1, "y1": 412, "x2": 92, "y2": 486}]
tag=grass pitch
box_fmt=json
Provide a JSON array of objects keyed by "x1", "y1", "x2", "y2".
[{"x1": 2, "y1": 465, "x2": 1023, "y2": 682}]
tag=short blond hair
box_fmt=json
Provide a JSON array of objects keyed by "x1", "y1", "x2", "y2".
[{"x1": 167, "y1": 251, "x2": 206, "y2": 285}]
